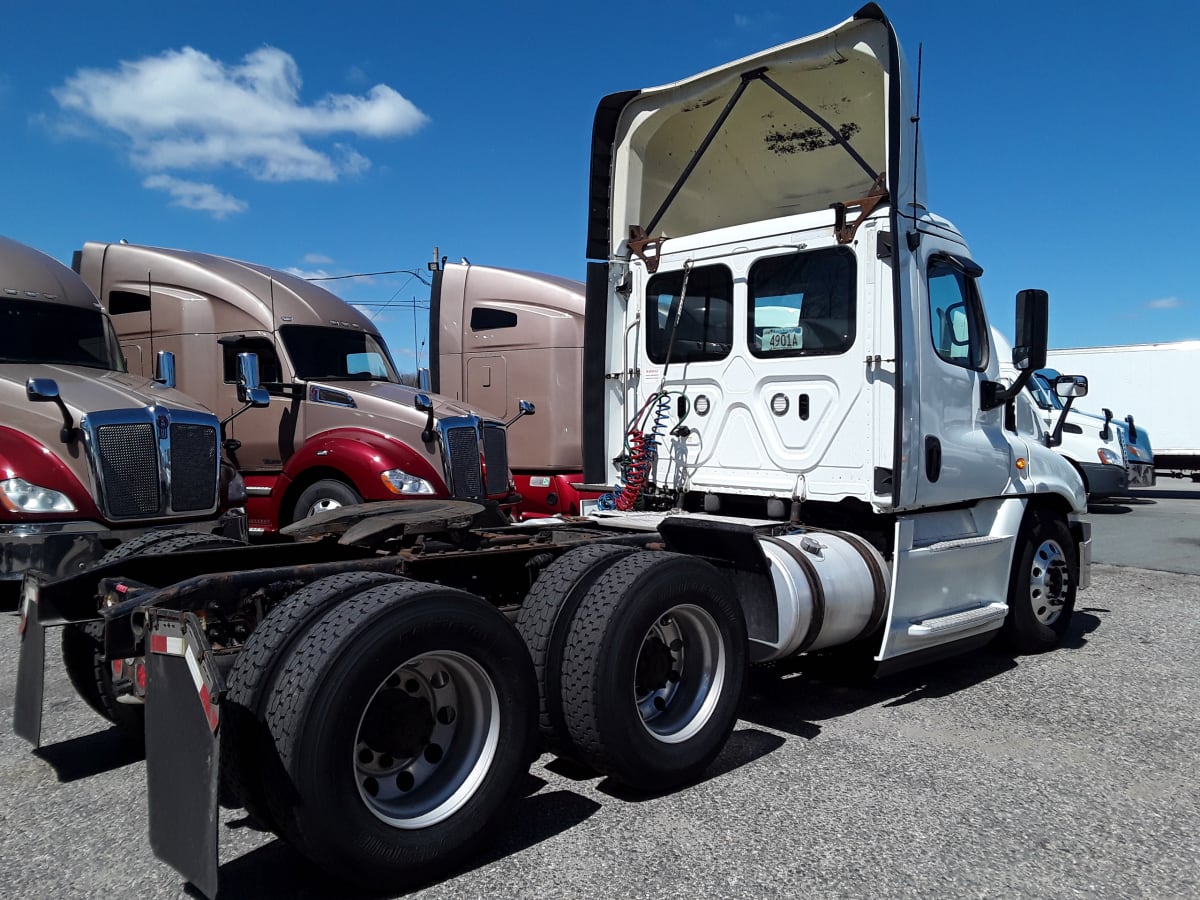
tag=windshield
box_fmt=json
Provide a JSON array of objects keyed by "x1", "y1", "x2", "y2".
[
  {"x1": 0, "y1": 298, "x2": 126, "y2": 371},
  {"x1": 279, "y1": 325, "x2": 399, "y2": 382}
]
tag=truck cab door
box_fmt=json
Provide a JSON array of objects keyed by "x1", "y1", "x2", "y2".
[
  {"x1": 218, "y1": 336, "x2": 300, "y2": 470},
  {"x1": 912, "y1": 247, "x2": 1013, "y2": 507}
]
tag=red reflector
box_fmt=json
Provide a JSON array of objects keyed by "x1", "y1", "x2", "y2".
[
  {"x1": 199, "y1": 683, "x2": 218, "y2": 732},
  {"x1": 116, "y1": 583, "x2": 128, "y2": 594},
  {"x1": 112, "y1": 659, "x2": 124, "y2": 676},
  {"x1": 135, "y1": 661, "x2": 147, "y2": 691},
  {"x1": 150, "y1": 634, "x2": 168, "y2": 655}
]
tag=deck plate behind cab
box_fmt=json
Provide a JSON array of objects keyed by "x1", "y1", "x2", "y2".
[{"x1": 279, "y1": 499, "x2": 485, "y2": 540}]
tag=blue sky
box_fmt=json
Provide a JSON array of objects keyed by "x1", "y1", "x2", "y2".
[{"x1": 2, "y1": 1, "x2": 1197, "y2": 369}]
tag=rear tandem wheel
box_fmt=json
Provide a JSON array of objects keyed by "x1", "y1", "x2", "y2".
[{"x1": 257, "y1": 580, "x2": 537, "y2": 890}]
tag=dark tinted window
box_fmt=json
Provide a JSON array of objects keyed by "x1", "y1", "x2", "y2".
[
  {"x1": 645, "y1": 264, "x2": 732, "y2": 364},
  {"x1": 0, "y1": 299, "x2": 125, "y2": 371},
  {"x1": 222, "y1": 337, "x2": 283, "y2": 383},
  {"x1": 279, "y1": 325, "x2": 398, "y2": 382},
  {"x1": 108, "y1": 290, "x2": 151, "y2": 315},
  {"x1": 748, "y1": 248, "x2": 856, "y2": 357},
  {"x1": 470, "y1": 307, "x2": 518, "y2": 330}
]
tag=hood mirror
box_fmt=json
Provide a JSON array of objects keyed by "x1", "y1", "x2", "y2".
[
  {"x1": 26, "y1": 378, "x2": 76, "y2": 444},
  {"x1": 506, "y1": 399, "x2": 536, "y2": 427},
  {"x1": 414, "y1": 393, "x2": 436, "y2": 443}
]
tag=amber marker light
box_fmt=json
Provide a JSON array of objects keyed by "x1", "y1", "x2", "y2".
[{"x1": 1015, "y1": 457, "x2": 1028, "y2": 471}]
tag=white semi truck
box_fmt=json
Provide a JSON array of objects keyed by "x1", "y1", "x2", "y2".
[{"x1": 14, "y1": 5, "x2": 1092, "y2": 896}]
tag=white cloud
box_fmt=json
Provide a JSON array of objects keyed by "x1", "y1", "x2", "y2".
[
  {"x1": 303, "y1": 253, "x2": 333, "y2": 264},
  {"x1": 143, "y1": 174, "x2": 247, "y2": 218},
  {"x1": 285, "y1": 266, "x2": 334, "y2": 281},
  {"x1": 53, "y1": 45, "x2": 428, "y2": 195},
  {"x1": 352, "y1": 303, "x2": 386, "y2": 322},
  {"x1": 1145, "y1": 297, "x2": 1183, "y2": 310}
]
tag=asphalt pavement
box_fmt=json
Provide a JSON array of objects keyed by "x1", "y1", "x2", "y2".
[{"x1": 2, "y1": 490, "x2": 1199, "y2": 899}]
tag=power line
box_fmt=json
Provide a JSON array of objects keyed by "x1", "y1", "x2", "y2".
[{"x1": 306, "y1": 268, "x2": 431, "y2": 286}]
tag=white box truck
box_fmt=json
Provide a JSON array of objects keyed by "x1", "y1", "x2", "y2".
[{"x1": 1047, "y1": 341, "x2": 1199, "y2": 477}]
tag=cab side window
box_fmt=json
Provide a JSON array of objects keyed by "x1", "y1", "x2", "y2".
[
  {"x1": 222, "y1": 337, "x2": 282, "y2": 384},
  {"x1": 928, "y1": 260, "x2": 989, "y2": 370}
]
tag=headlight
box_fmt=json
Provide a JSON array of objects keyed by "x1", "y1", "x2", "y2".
[
  {"x1": 0, "y1": 477, "x2": 77, "y2": 513},
  {"x1": 1097, "y1": 448, "x2": 1121, "y2": 466},
  {"x1": 380, "y1": 468, "x2": 436, "y2": 495}
]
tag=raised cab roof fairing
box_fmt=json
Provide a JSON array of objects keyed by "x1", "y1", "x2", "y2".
[{"x1": 587, "y1": 3, "x2": 922, "y2": 260}]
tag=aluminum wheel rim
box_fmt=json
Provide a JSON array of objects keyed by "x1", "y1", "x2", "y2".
[
  {"x1": 1029, "y1": 538, "x2": 1071, "y2": 625},
  {"x1": 307, "y1": 497, "x2": 344, "y2": 516},
  {"x1": 633, "y1": 603, "x2": 725, "y2": 744},
  {"x1": 353, "y1": 650, "x2": 499, "y2": 829}
]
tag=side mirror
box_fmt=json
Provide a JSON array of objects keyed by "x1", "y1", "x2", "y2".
[
  {"x1": 26, "y1": 379, "x2": 60, "y2": 403},
  {"x1": 417, "y1": 367, "x2": 431, "y2": 392},
  {"x1": 154, "y1": 350, "x2": 177, "y2": 388},
  {"x1": 505, "y1": 399, "x2": 536, "y2": 427},
  {"x1": 414, "y1": 393, "x2": 436, "y2": 443},
  {"x1": 1012, "y1": 289, "x2": 1048, "y2": 372},
  {"x1": 26, "y1": 378, "x2": 75, "y2": 444},
  {"x1": 1045, "y1": 373, "x2": 1087, "y2": 449},
  {"x1": 1054, "y1": 374, "x2": 1088, "y2": 400},
  {"x1": 236, "y1": 352, "x2": 269, "y2": 408}
]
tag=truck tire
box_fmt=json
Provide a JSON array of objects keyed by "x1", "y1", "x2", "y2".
[
  {"x1": 515, "y1": 543, "x2": 636, "y2": 755},
  {"x1": 61, "y1": 530, "x2": 245, "y2": 733},
  {"x1": 95, "y1": 528, "x2": 243, "y2": 563},
  {"x1": 221, "y1": 570, "x2": 409, "y2": 824},
  {"x1": 61, "y1": 621, "x2": 143, "y2": 734},
  {"x1": 292, "y1": 479, "x2": 362, "y2": 522},
  {"x1": 559, "y1": 552, "x2": 746, "y2": 792},
  {"x1": 260, "y1": 581, "x2": 537, "y2": 891},
  {"x1": 1002, "y1": 509, "x2": 1077, "y2": 652}
]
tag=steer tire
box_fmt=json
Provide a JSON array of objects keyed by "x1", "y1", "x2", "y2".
[
  {"x1": 97, "y1": 529, "x2": 243, "y2": 563},
  {"x1": 1002, "y1": 510, "x2": 1078, "y2": 653},
  {"x1": 291, "y1": 479, "x2": 362, "y2": 524},
  {"x1": 61, "y1": 620, "x2": 144, "y2": 735},
  {"x1": 221, "y1": 570, "x2": 409, "y2": 824},
  {"x1": 559, "y1": 551, "x2": 746, "y2": 793},
  {"x1": 515, "y1": 543, "x2": 636, "y2": 755},
  {"x1": 61, "y1": 530, "x2": 245, "y2": 733},
  {"x1": 260, "y1": 581, "x2": 537, "y2": 891}
]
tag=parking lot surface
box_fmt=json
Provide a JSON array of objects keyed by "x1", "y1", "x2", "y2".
[{"x1": 2, "y1": 489, "x2": 1199, "y2": 899}]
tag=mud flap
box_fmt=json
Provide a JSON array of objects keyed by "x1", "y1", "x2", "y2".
[
  {"x1": 13, "y1": 574, "x2": 46, "y2": 747},
  {"x1": 145, "y1": 609, "x2": 222, "y2": 900}
]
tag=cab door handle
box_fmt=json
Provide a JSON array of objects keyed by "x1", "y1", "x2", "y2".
[{"x1": 924, "y1": 435, "x2": 942, "y2": 483}]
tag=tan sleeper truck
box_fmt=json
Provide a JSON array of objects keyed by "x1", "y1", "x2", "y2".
[
  {"x1": 74, "y1": 242, "x2": 524, "y2": 534},
  {"x1": 431, "y1": 260, "x2": 597, "y2": 517},
  {"x1": 1, "y1": 235, "x2": 248, "y2": 582}
]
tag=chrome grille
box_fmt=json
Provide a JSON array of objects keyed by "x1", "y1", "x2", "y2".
[
  {"x1": 483, "y1": 423, "x2": 509, "y2": 495},
  {"x1": 446, "y1": 425, "x2": 484, "y2": 499},
  {"x1": 170, "y1": 423, "x2": 218, "y2": 511},
  {"x1": 96, "y1": 423, "x2": 160, "y2": 517}
]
